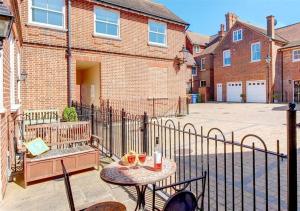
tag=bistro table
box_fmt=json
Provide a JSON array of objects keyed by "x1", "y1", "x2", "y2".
[{"x1": 100, "y1": 157, "x2": 176, "y2": 211}]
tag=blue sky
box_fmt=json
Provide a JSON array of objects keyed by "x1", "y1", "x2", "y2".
[{"x1": 154, "y1": 0, "x2": 300, "y2": 35}]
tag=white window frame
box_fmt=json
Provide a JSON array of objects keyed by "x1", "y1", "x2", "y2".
[
  {"x1": 148, "y1": 20, "x2": 167, "y2": 47},
  {"x1": 200, "y1": 58, "x2": 205, "y2": 70},
  {"x1": 251, "y1": 42, "x2": 261, "y2": 62},
  {"x1": 94, "y1": 6, "x2": 120, "y2": 39},
  {"x1": 28, "y1": 0, "x2": 66, "y2": 30},
  {"x1": 223, "y1": 49, "x2": 231, "y2": 67},
  {"x1": 233, "y1": 29, "x2": 243, "y2": 42},
  {"x1": 191, "y1": 66, "x2": 197, "y2": 76},
  {"x1": 194, "y1": 45, "x2": 200, "y2": 53},
  {"x1": 292, "y1": 49, "x2": 300, "y2": 62},
  {"x1": 200, "y1": 80, "x2": 206, "y2": 87},
  {"x1": 0, "y1": 49, "x2": 4, "y2": 113}
]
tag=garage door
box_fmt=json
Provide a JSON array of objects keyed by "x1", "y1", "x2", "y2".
[
  {"x1": 246, "y1": 80, "x2": 266, "y2": 103},
  {"x1": 227, "y1": 82, "x2": 242, "y2": 102}
]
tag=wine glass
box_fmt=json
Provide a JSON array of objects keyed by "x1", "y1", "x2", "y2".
[
  {"x1": 138, "y1": 152, "x2": 147, "y2": 165},
  {"x1": 127, "y1": 154, "x2": 136, "y2": 167}
]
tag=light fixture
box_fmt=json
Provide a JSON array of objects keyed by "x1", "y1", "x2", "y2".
[
  {"x1": 17, "y1": 71, "x2": 28, "y2": 82},
  {"x1": 0, "y1": 1, "x2": 13, "y2": 49},
  {"x1": 176, "y1": 45, "x2": 189, "y2": 67},
  {"x1": 265, "y1": 55, "x2": 271, "y2": 64}
]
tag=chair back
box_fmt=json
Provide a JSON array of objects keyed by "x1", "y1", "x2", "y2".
[
  {"x1": 61, "y1": 160, "x2": 75, "y2": 211},
  {"x1": 163, "y1": 190, "x2": 197, "y2": 211}
]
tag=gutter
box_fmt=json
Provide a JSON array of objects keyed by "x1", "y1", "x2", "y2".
[
  {"x1": 67, "y1": 0, "x2": 72, "y2": 107},
  {"x1": 281, "y1": 51, "x2": 284, "y2": 102}
]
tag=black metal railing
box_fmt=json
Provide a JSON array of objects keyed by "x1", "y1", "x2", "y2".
[{"x1": 72, "y1": 100, "x2": 297, "y2": 210}]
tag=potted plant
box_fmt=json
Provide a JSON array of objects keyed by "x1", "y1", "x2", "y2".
[
  {"x1": 273, "y1": 93, "x2": 280, "y2": 103},
  {"x1": 240, "y1": 93, "x2": 246, "y2": 103},
  {"x1": 62, "y1": 107, "x2": 78, "y2": 122}
]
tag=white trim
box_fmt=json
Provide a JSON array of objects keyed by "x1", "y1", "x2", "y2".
[
  {"x1": 233, "y1": 29, "x2": 243, "y2": 42},
  {"x1": 200, "y1": 57, "x2": 205, "y2": 71},
  {"x1": 94, "y1": 6, "x2": 120, "y2": 39},
  {"x1": 28, "y1": 0, "x2": 66, "y2": 30},
  {"x1": 251, "y1": 42, "x2": 261, "y2": 62},
  {"x1": 292, "y1": 49, "x2": 300, "y2": 62},
  {"x1": 223, "y1": 49, "x2": 231, "y2": 67},
  {"x1": 0, "y1": 49, "x2": 4, "y2": 112},
  {"x1": 148, "y1": 19, "x2": 167, "y2": 47}
]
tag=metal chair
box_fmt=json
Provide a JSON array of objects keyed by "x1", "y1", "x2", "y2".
[
  {"x1": 152, "y1": 172, "x2": 207, "y2": 211},
  {"x1": 61, "y1": 160, "x2": 126, "y2": 211}
]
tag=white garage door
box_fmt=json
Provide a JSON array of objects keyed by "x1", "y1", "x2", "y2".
[
  {"x1": 246, "y1": 80, "x2": 266, "y2": 103},
  {"x1": 227, "y1": 82, "x2": 242, "y2": 102}
]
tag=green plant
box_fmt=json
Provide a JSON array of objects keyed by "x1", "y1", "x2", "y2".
[
  {"x1": 273, "y1": 92, "x2": 280, "y2": 100},
  {"x1": 62, "y1": 107, "x2": 78, "y2": 122}
]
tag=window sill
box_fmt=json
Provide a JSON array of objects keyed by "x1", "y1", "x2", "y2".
[
  {"x1": 250, "y1": 60, "x2": 261, "y2": 63},
  {"x1": 0, "y1": 107, "x2": 6, "y2": 114},
  {"x1": 200, "y1": 69, "x2": 206, "y2": 71},
  {"x1": 292, "y1": 59, "x2": 300, "y2": 63},
  {"x1": 223, "y1": 65, "x2": 231, "y2": 67},
  {"x1": 93, "y1": 33, "x2": 121, "y2": 41},
  {"x1": 148, "y1": 42, "x2": 168, "y2": 48},
  {"x1": 11, "y1": 104, "x2": 21, "y2": 113},
  {"x1": 26, "y1": 23, "x2": 67, "y2": 32}
]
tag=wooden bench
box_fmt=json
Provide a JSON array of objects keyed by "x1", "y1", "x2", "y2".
[{"x1": 23, "y1": 121, "x2": 100, "y2": 188}]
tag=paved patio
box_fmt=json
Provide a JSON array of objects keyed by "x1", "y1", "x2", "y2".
[
  {"x1": 0, "y1": 158, "x2": 165, "y2": 211},
  {"x1": 175, "y1": 103, "x2": 300, "y2": 153}
]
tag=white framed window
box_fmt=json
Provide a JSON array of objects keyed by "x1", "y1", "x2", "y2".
[
  {"x1": 148, "y1": 20, "x2": 167, "y2": 47},
  {"x1": 0, "y1": 49, "x2": 4, "y2": 113},
  {"x1": 223, "y1": 50, "x2": 231, "y2": 66},
  {"x1": 192, "y1": 66, "x2": 197, "y2": 76},
  {"x1": 200, "y1": 80, "x2": 206, "y2": 87},
  {"x1": 94, "y1": 6, "x2": 120, "y2": 39},
  {"x1": 233, "y1": 29, "x2": 243, "y2": 42},
  {"x1": 251, "y1": 42, "x2": 261, "y2": 62},
  {"x1": 200, "y1": 58, "x2": 205, "y2": 70},
  {"x1": 292, "y1": 49, "x2": 300, "y2": 62},
  {"x1": 194, "y1": 45, "x2": 200, "y2": 53},
  {"x1": 29, "y1": 0, "x2": 65, "y2": 29}
]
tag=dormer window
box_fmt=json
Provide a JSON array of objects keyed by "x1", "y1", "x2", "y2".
[
  {"x1": 194, "y1": 45, "x2": 200, "y2": 53},
  {"x1": 233, "y1": 29, "x2": 243, "y2": 42}
]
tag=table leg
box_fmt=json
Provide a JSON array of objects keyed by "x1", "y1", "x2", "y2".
[{"x1": 135, "y1": 185, "x2": 147, "y2": 211}]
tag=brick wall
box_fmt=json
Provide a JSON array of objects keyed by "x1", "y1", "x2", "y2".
[
  {"x1": 20, "y1": 0, "x2": 188, "y2": 114},
  {"x1": 282, "y1": 48, "x2": 300, "y2": 102},
  {"x1": 214, "y1": 22, "x2": 274, "y2": 101}
]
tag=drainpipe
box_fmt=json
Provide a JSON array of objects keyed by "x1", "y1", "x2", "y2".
[
  {"x1": 67, "y1": 0, "x2": 72, "y2": 107},
  {"x1": 281, "y1": 51, "x2": 284, "y2": 102}
]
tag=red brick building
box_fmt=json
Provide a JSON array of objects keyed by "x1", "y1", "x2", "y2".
[
  {"x1": 214, "y1": 12, "x2": 300, "y2": 103},
  {"x1": 19, "y1": 0, "x2": 189, "y2": 114},
  {"x1": 0, "y1": 0, "x2": 23, "y2": 198}
]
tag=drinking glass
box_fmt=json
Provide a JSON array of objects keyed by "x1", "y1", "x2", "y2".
[
  {"x1": 138, "y1": 153, "x2": 147, "y2": 165},
  {"x1": 127, "y1": 154, "x2": 136, "y2": 167}
]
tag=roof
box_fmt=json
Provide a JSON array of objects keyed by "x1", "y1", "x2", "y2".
[
  {"x1": 185, "y1": 51, "x2": 197, "y2": 66},
  {"x1": 95, "y1": 0, "x2": 188, "y2": 25},
  {"x1": 238, "y1": 20, "x2": 288, "y2": 43},
  {"x1": 280, "y1": 40, "x2": 300, "y2": 49},
  {"x1": 199, "y1": 40, "x2": 221, "y2": 56},
  {"x1": 186, "y1": 31, "x2": 210, "y2": 46},
  {"x1": 276, "y1": 22, "x2": 300, "y2": 42}
]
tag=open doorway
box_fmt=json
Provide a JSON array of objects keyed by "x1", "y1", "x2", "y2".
[{"x1": 76, "y1": 61, "x2": 101, "y2": 106}]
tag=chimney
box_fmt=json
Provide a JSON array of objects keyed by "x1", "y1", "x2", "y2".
[
  {"x1": 266, "y1": 15, "x2": 275, "y2": 39},
  {"x1": 225, "y1": 12, "x2": 238, "y2": 31},
  {"x1": 218, "y1": 24, "x2": 225, "y2": 38}
]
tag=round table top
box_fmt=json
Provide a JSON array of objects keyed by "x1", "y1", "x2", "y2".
[{"x1": 100, "y1": 157, "x2": 176, "y2": 186}]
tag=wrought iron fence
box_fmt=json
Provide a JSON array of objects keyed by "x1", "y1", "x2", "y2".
[{"x1": 72, "y1": 100, "x2": 295, "y2": 210}]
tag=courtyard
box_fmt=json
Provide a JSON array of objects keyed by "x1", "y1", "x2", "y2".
[{"x1": 174, "y1": 102, "x2": 300, "y2": 153}]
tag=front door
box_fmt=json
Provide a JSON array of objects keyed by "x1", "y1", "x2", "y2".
[{"x1": 294, "y1": 81, "x2": 300, "y2": 103}]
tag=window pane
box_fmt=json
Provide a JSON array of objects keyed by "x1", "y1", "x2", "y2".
[
  {"x1": 96, "y1": 21, "x2": 107, "y2": 34},
  {"x1": 96, "y1": 8, "x2": 118, "y2": 24},
  {"x1": 149, "y1": 22, "x2": 165, "y2": 33},
  {"x1": 32, "y1": 0, "x2": 47, "y2": 8},
  {"x1": 149, "y1": 32, "x2": 157, "y2": 43},
  {"x1": 48, "y1": 0, "x2": 63, "y2": 12},
  {"x1": 106, "y1": 11, "x2": 118, "y2": 24},
  {"x1": 107, "y1": 24, "x2": 118, "y2": 36},
  {"x1": 32, "y1": 8, "x2": 47, "y2": 24},
  {"x1": 156, "y1": 34, "x2": 165, "y2": 44},
  {"x1": 48, "y1": 11, "x2": 63, "y2": 26},
  {"x1": 95, "y1": 8, "x2": 107, "y2": 21}
]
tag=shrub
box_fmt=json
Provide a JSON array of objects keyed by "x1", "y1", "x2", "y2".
[{"x1": 62, "y1": 107, "x2": 78, "y2": 122}]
